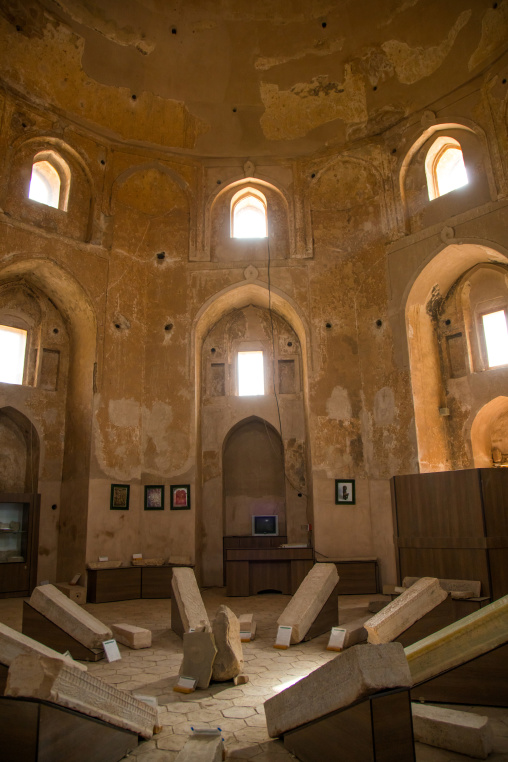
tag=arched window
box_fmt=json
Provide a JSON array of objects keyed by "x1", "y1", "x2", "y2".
[
  {"x1": 28, "y1": 151, "x2": 71, "y2": 210},
  {"x1": 231, "y1": 188, "x2": 267, "y2": 238},
  {"x1": 0, "y1": 324, "x2": 27, "y2": 385},
  {"x1": 425, "y1": 136, "x2": 468, "y2": 200}
]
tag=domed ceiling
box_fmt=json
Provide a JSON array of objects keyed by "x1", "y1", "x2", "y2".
[{"x1": 0, "y1": 0, "x2": 507, "y2": 157}]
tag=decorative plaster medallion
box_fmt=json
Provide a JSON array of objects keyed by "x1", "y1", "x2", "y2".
[
  {"x1": 244, "y1": 160, "x2": 255, "y2": 177},
  {"x1": 440, "y1": 226, "x2": 455, "y2": 243},
  {"x1": 244, "y1": 264, "x2": 258, "y2": 281},
  {"x1": 421, "y1": 110, "x2": 436, "y2": 127}
]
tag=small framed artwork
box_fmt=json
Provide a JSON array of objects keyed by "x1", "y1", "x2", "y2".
[
  {"x1": 335, "y1": 479, "x2": 355, "y2": 505},
  {"x1": 144, "y1": 485, "x2": 164, "y2": 511},
  {"x1": 170, "y1": 484, "x2": 191, "y2": 510},
  {"x1": 110, "y1": 484, "x2": 130, "y2": 510}
]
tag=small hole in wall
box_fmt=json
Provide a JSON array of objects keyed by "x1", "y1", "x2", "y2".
[
  {"x1": 211, "y1": 347, "x2": 216, "y2": 353},
  {"x1": 493, "y1": 2, "x2": 498, "y2": 8},
  {"x1": 51, "y1": 504, "x2": 57, "y2": 510},
  {"x1": 217, "y1": 180, "x2": 222, "y2": 185},
  {"x1": 165, "y1": 323, "x2": 173, "y2": 331},
  {"x1": 376, "y1": 319, "x2": 383, "y2": 327},
  {"x1": 53, "y1": 328, "x2": 59, "y2": 334},
  {"x1": 172, "y1": 27, "x2": 177, "y2": 34},
  {"x1": 157, "y1": 251, "x2": 166, "y2": 260},
  {"x1": 391, "y1": 148, "x2": 397, "y2": 154},
  {"x1": 100, "y1": 159, "x2": 105, "y2": 165},
  {"x1": 16, "y1": 25, "x2": 22, "y2": 32},
  {"x1": 287, "y1": 341, "x2": 293, "y2": 347},
  {"x1": 298, "y1": 493, "x2": 303, "y2": 497},
  {"x1": 114, "y1": 323, "x2": 121, "y2": 330},
  {"x1": 373, "y1": 86, "x2": 378, "y2": 91},
  {"x1": 311, "y1": 173, "x2": 316, "y2": 178},
  {"x1": 22, "y1": 122, "x2": 27, "y2": 129},
  {"x1": 232, "y1": 107, "x2": 237, "y2": 113},
  {"x1": 503, "y1": 79, "x2": 507, "y2": 85},
  {"x1": 326, "y1": 322, "x2": 332, "y2": 329},
  {"x1": 131, "y1": 94, "x2": 137, "y2": 100},
  {"x1": 321, "y1": 21, "x2": 327, "y2": 28},
  {"x1": 445, "y1": 319, "x2": 451, "y2": 326}
]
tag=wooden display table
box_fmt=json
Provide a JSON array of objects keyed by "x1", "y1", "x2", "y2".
[
  {"x1": 316, "y1": 557, "x2": 379, "y2": 594},
  {"x1": 224, "y1": 537, "x2": 313, "y2": 596},
  {"x1": 87, "y1": 565, "x2": 185, "y2": 603}
]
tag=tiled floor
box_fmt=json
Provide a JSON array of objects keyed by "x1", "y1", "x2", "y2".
[{"x1": 1, "y1": 590, "x2": 507, "y2": 761}]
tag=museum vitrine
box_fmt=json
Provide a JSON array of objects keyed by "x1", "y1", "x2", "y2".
[{"x1": 0, "y1": 493, "x2": 40, "y2": 597}]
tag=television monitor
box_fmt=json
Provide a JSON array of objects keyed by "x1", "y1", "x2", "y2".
[{"x1": 252, "y1": 515, "x2": 278, "y2": 536}]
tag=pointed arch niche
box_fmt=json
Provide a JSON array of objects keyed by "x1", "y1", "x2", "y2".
[
  {"x1": 193, "y1": 280, "x2": 312, "y2": 586},
  {"x1": 405, "y1": 242, "x2": 508, "y2": 472},
  {"x1": 0, "y1": 407, "x2": 40, "y2": 493}
]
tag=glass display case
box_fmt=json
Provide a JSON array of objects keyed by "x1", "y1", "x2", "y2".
[
  {"x1": 0, "y1": 493, "x2": 40, "y2": 597},
  {"x1": 0, "y1": 501, "x2": 29, "y2": 563}
]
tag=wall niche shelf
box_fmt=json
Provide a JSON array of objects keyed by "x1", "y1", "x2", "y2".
[{"x1": 0, "y1": 493, "x2": 40, "y2": 598}]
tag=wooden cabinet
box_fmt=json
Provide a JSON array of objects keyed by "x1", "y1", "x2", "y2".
[
  {"x1": 391, "y1": 468, "x2": 508, "y2": 599},
  {"x1": 0, "y1": 493, "x2": 40, "y2": 598},
  {"x1": 87, "y1": 565, "x2": 178, "y2": 602}
]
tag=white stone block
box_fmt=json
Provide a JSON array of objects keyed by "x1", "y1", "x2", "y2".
[
  {"x1": 277, "y1": 563, "x2": 339, "y2": 644},
  {"x1": 175, "y1": 734, "x2": 223, "y2": 762},
  {"x1": 5, "y1": 653, "x2": 157, "y2": 738},
  {"x1": 264, "y1": 642, "x2": 412, "y2": 737},
  {"x1": 111, "y1": 623, "x2": 152, "y2": 649},
  {"x1": 30, "y1": 584, "x2": 112, "y2": 650},
  {"x1": 412, "y1": 703, "x2": 493, "y2": 759},
  {"x1": 0, "y1": 621, "x2": 87, "y2": 671},
  {"x1": 365, "y1": 577, "x2": 448, "y2": 644},
  {"x1": 171, "y1": 567, "x2": 210, "y2": 633},
  {"x1": 55, "y1": 582, "x2": 86, "y2": 604}
]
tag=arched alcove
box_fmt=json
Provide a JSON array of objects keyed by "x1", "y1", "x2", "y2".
[
  {"x1": 471, "y1": 397, "x2": 508, "y2": 468},
  {"x1": 0, "y1": 407, "x2": 40, "y2": 493}
]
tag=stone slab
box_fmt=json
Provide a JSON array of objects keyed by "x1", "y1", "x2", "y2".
[
  {"x1": 264, "y1": 642, "x2": 412, "y2": 738},
  {"x1": 277, "y1": 563, "x2": 339, "y2": 644},
  {"x1": 131, "y1": 558, "x2": 165, "y2": 567},
  {"x1": 403, "y1": 577, "x2": 482, "y2": 598},
  {"x1": 87, "y1": 561, "x2": 123, "y2": 570},
  {"x1": 30, "y1": 584, "x2": 112, "y2": 650},
  {"x1": 212, "y1": 605, "x2": 243, "y2": 681},
  {"x1": 175, "y1": 735, "x2": 223, "y2": 762},
  {"x1": 5, "y1": 653, "x2": 157, "y2": 738},
  {"x1": 365, "y1": 577, "x2": 448, "y2": 644},
  {"x1": 412, "y1": 703, "x2": 493, "y2": 759},
  {"x1": 55, "y1": 582, "x2": 86, "y2": 604},
  {"x1": 0, "y1": 621, "x2": 87, "y2": 671},
  {"x1": 111, "y1": 623, "x2": 152, "y2": 649},
  {"x1": 405, "y1": 593, "x2": 508, "y2": 685},
  {"x1": 180, "y1": 630, "x2": 217, "y2": 689},
  {"x1": 171, "y1": 567, "x2": 210, "y2": 634},
  {"x1": 450, "y1": 590, "x2": 476, "y2": 600},
  {"x1": 368, "y1": 600, "x2": 389, "y2": 613}
]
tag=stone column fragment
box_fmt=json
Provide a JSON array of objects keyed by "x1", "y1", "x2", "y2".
[
  {"x1": 264, "y1": 642, "x2": 412, "y2": 737},
  {"x1": 405, "y1": 593, "x2": 508, "y2": 685},
  {"x1": 6, "y1": 653, "x2": 157, "y2": 738},
  {"x1": 412, "y1": 703, "x2": 493, "y2": 759},
  {"x1": 30, "y1": 584, "x2": 112, "y2": 650},
  {"x1": 212, "y1": 605, "x2": 243, "y2": 681},
  {"x1": 0, "y1": 621, "x2": 87, "y2": 671},
  {"x1": 277, "y1": 563, "x2": 339, "y2": 644},
  {"x1": 111, "y1": 623, "x2": 152, "y2": 649},
  {"x1": 365, "y1": 577, "x2": 448, "y2": 644},
  {"x1": 180, "y1": 630, "x2": 217, "y2": 689},
  {"x1": 171, "y1": 567, "x2": 210, "y2": 633}
]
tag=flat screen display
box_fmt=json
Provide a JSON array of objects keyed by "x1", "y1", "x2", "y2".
[{"x1": 252, "y1": 515, "x2": 278, "y2": 536}]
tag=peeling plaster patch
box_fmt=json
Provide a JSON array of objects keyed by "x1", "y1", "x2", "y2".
[
  {"x1": 255, "y1": 36, "x2": 345, "y2": 71},
  {"x1": 259, "y1": 64, "x2": 367, "y2": 141},
  {"x1": 374, "y1": 387, "x2": 395, "y2": 426},
  {"x1": 382, "y1": 10, "x2": 471, "y2": 85},
  {"x1": 109, "y1": 398, "x2": 140, "y2": 428},
  {"x1": 469, "y1": 1, "x2": 508, "y2": 71},
  {"x1": 50, "y1": 0, "x2": 155, "y2": 54},
  {"x1": 326, "y1": 386, "x2": 352, "y2": 422},
  {"x1": 141, "y1": 400, "x2": 173, "y2": 470}
]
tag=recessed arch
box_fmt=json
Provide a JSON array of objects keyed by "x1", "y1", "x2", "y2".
[
  {"x1": 425, "y1": 136, "x2": 468, "y2": 200},
  {"x1": 0, "y1": 406, "x2": 40, "y2": 493},
  {"x1": 28, "y1": 151, "x2": 71, "y2": 211},
  {"x1": 230, "y1": 187, "x2": 267, "y2": 238},
  {"x1": 471, "y1": 396, "x2": 508, "y2": 468}
]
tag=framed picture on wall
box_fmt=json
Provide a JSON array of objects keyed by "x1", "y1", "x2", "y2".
[
  {"x1": 170, "y1": 484, "x2": 190, "y2": 510},
  {"x1": 144, "y1": 485, "x2": 164, "y2": 510},
  {"x1": 110, "y1": 484, "x2": 130, "y2": 510},
  {"x1": 335, "y1": 479, "x2": 355, "y2": 505}
]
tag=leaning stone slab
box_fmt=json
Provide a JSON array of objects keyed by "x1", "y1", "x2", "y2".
[
  {"x1": 264, "y1": 642, "x2": 411, "y2": 738},
  {"x1": 365, "y1": 577, "x2": 447, "y2": 644},
  {"x1": 212, "y1": 605, "x2": 243, "y2": 681},
  {"x1": 175, "y1": 734, "x2": 223, "y2": 762},
  {"x1": 403, "y1": 577, "x2": 482, "y2": 598},
  {"x1": 6, "y1": 652, "x2": 157, "y2": 738},
  {"x1": 111, "y1": 623, "x2": 152, "y2": 649},
  {"x1": 0, "y1": 621, "x2": 87, "y2": 671},
  {"x1": 277, "y1": 563, "x2": 339, "y2": 644},
  {"x1": 412, "y1": 703, "x2": 493, "y2": 759},
  {"x1": 405, "y1": 594, "x2": 508, "y2": 685},
  {"x1": 171, "y1": 567, "x2": 210, "y2": 633},
  {"x1": 30, "y1": 584, "x2": 112, "y2": 650},
  {"x1": 180, "y1": 630, "x2": 217, "y2": 689}
]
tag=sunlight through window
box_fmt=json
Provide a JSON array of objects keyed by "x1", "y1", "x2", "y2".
[
  {"x1": 231, "y1": 189, "x2": 267, "y2": 238},
  {"x1": 0, "y1": 325, "x2": 27, "y2": 384},
  {"x1": 482, "y1": 310, "x2": 508, "y2": 368},
  {"x1": 435, "y1": 147, "x2": 468, "y2": 197},
  {"x1": 238, "y1": 351, "x2": 264, "y2": 396},
  {"x1": 29, "y1": 160, "x2": 61, "y2": 208}
]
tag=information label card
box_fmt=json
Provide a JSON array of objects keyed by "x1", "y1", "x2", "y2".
[
  {"x1": 327, "y1": 627, "x2": 346, "y2": 652},
  {"x1": 173, "y1": 675, "x2": 197, "y2": 694},
  {"x1": 274, "y1": 625, "x2": 292, "y2": 649},
  {"x1": 103, "y1": 639, "x2": 122, "y2": 662}
]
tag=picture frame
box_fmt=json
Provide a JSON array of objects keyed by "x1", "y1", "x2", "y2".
[
  {"x1": 335, "y1": 479, "x2": 355, "y2": 505},
  {"x1": 110, "y1": 484, "x2": 130, "y2": 510},
  {"x1": 144, "y1": 485, "x2": 164, "y2": 511},
  {"x1": 170, "y1": 484, "x2": 191, "y2": 510}
]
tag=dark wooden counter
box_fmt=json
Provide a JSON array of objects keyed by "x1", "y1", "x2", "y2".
[{"x1": 223, "y1": 537, "x2": 313, "y2": 596}]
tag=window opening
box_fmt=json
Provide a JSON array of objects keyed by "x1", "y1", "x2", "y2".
[
  {"x1": 29, "y1": 161, "x2": 61, "y2": 209},
  {"x1": 231, "y1": 188, "x2": 267, "y2": 238},
  {"x1": 0, "y1": 325, "x2": 27, "y2": 384},
  {"x1": 238, "y1": 351, "x2": 264, "y2": 396},
  {"x1": 425, "y1": 136, "x2": 468, "y2": 200},
  {"x1": 482, "y1": 310, "x2": 508, "y2": 368}
]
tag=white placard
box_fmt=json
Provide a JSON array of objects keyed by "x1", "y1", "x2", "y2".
[
  {"x1": 240, "y1": 630, "x2": 251, "y2": 642},
  {"x1": 69, "y1": 573, "x2": 81, "y2": 586},
  {"x1": 133, "y1": 693, "x2": 158, "y2": 708},
  {"x1": 132, "y1": 553, "x2": 143, "y2": 559},
  {"x1": 327, "y1": 627, "x2": 346, "y2": 652},
  {"x1": 39, "y1": 580, "x2": 50, "y2": 586},
  {"x1": 62, "y1": 650, "x2": 73, "y2": 660},
  {"x1": 103, "y1": 639, "x2": 122, "y2": 662},
  {"x1": 98, "y1": 556, "x2": 109, "y2": 562},
  {"x1": 174, "y1": 675, "x2": 197, "y2": 692},
  {"x1": 274, "y1": 625, "x2": 292, "y2": 649},
  {"x1": 191, "y1": 726, "x2": 221, "y2": 736}
]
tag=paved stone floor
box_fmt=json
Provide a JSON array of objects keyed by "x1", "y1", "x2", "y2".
[{"x1": 1, "y1": 590, "x2": 507, "y2": 761}]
